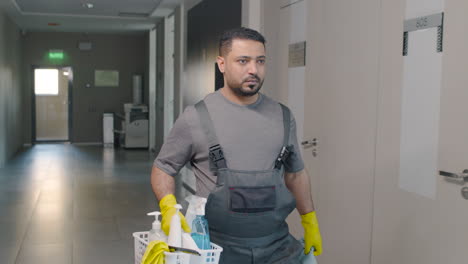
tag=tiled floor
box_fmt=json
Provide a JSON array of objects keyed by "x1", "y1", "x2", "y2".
[{"x1": 0, "y1": 144, "x2": 160, "y2": 264}]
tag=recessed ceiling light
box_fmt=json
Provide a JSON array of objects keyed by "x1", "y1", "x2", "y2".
[{"x1": 83, "y1": 3, "x2": 94, "y2": 9}]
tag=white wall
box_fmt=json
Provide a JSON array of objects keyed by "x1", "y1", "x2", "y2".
[
  {"x1": 242, "y1": 0, "x2": 263, "y2": 31},
  {"x1": 260, "y1": 0, "x2": 283, "y2": 100},
  {"x1": 0, "y1": 11, "x2": 23, "y2": 167}
]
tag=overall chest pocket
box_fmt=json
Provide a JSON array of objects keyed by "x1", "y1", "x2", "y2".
[{"x1": 229, "y1": 186, "x2": 276, "y2": 213}]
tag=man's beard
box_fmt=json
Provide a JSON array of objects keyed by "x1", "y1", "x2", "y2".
[{"x1": 227, "y1": 75, "x2": 264, "y2": 97}]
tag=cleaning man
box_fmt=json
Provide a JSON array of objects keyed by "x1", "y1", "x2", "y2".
[{"x1": 151, "y1": 27, "x2": 322, "y2": 263}]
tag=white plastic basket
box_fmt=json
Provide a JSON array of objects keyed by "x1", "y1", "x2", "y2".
[
  {"x1": 134, "y1": 232, "x2": 149, "y2": 264},
  {"x1": 133, "y1": 231, "x2": 223, "y2": 264}
]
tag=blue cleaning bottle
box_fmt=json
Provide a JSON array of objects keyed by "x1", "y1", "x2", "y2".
[{"x1": 191, "y1": 197, "x2": 211, "y2": 250}]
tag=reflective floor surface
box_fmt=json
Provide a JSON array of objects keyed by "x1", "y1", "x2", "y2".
[{"x1": 0, "y1": 144, "x2": 159, "y2": 264}]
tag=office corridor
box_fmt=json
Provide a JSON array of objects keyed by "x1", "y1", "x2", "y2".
[{"x1": 0, "y1": 144, "x2": 159, "y2": 264}]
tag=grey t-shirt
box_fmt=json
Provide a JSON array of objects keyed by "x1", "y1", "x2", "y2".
[{"x1": 154, "y1": 90, "x2": 304, "y2": 197}]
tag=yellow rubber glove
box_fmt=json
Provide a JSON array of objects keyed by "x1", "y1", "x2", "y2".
[
  {"x1": 301, "y1": 211, "x2": 323, "y2": 256},
  {"x1": 141, "y1": 240, "x2": 169, "y2": 264},
  {"x1": 159, "y1": 194, "x2": 191, "y2": 235}
]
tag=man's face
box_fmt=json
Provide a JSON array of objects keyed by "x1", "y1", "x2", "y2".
[{"x1": 217, "y1": 39, "x2": 266, "y2": 97}]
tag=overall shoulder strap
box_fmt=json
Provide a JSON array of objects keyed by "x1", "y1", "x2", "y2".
[
  {"x1": 194, "y1": 100, "x2": 227, "y2": 170},
  {"x1": 275, "y1": 103, "x2": 293, "y2": 169},
  {"x1": 279, "y1": 103, "x2": 290, "y2": 146}
]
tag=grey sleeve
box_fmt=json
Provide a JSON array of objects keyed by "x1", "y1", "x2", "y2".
[
  {"x1": 284, "y1": 112, "x2": 305, "y2": 173},
  {"x1": 153, "y1": 110, "x2": 193, "y2": 177}
]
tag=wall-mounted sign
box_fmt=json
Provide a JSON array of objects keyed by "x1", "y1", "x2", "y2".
[
  {"x1": 48, "y1": 49, "x2": 64, "y2": 60},
  {"x1": 95, "y1": 70, "x2": 119, "y2": 87},
  {"x1": 288, "y1": 41, "x2": 306, "y2": 68},
  {"x1": 403, "y1": 12, "x2": 444, "y2": 56},
  {"x1": 78, "y1": 41, "x2": 92, "y2": 51}
]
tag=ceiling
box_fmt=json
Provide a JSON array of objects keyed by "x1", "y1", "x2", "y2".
[{"x1": 0, "y1": 0, "x2": 182, "y2": 33}]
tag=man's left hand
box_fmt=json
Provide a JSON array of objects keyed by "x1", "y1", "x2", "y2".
[{"x1": 301, "y1": 211, "x2": 323, "y2": 256}]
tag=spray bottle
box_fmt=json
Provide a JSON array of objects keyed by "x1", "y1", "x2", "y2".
[
  {"x1": 191, "y1": 197, "x2": 211, "y2": 250},
  {"x1": 147, "y1": 211, "x2": 167, "y2": 242},
  {"x1": 167, "y1": 204, "x2": 183, "y2": 247},
  {"x1": 185, "y1": 195, "x2": 196, "y2": 230}
]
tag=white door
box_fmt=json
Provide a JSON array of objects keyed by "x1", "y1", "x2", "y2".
[
  {"x1": 280, "y1": 0, "x2": 308, "y2": 238},
  {"x1": 302, "y1": 0, "x2": 381, "y2": 263},
  {"x1": 371, "y1": 1, "x2": 468, "y2": 263}
]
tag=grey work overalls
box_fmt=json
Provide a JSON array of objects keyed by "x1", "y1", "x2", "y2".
[{"x1": 195, "y1": 101, "x2": 303, "y2": 264}]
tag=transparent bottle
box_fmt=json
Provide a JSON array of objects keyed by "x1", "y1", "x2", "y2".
[{"x1": 190, "y1": 197, "x2": 211, "y2": 250}]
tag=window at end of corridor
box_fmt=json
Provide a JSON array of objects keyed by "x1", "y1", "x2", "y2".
[{"x1": 35, "y1": 69, "x2": 59, "y2": 95}]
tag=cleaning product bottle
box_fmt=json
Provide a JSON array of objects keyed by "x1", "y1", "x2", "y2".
[
  {"x1": 185, "y1": 195, "x2": 206, "y2": 230},
  {"x1": 184, "y1": 195, "x2": 196, "y2": 230},
  {"x1": 167, "y1": 204, "x2": 183, "y2": 247},
  {"x1": 147, "y1": 211, "x2": 167, "y2": 243},
  {"x1": 191, "y1": 197, "x2": 211, "y2": 250}
]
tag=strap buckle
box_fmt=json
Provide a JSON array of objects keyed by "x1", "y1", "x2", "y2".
[
  {"x1": 209, "y1": 144, "x2": 226, "y2": 170},
  {"x1": 209, "y1": 144, "x2": 224, "y2": 162},
  {"x1": 275, "y1": 145, "x2": 292, "y2": 169}
]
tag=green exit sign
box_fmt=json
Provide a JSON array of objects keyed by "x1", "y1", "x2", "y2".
[{"x1": 48, "y1": 49, "x2": 64, "y2": 60}]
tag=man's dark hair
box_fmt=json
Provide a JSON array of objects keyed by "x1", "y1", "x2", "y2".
[{"x1": 219, "y1": 27, "x2": 266, "y2": 56}]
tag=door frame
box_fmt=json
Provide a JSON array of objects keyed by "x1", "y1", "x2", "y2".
[
  {"x1": 164, "y1": 12, "x2": 175, "y2": 139},
  {"x1": 31, "y1": 65, "x2": 73, "y2": 144}
]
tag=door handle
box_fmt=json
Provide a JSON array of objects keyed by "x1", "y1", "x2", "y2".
[
  {"x1": 440, "y1": 170, "x2": 468, "y2": 200},
  {"x1": 301, "y1": 138, "x2": 317, "y2": 149},
  {"x1": 439, "y1": 170, "x2": 468, "y2": 181}
]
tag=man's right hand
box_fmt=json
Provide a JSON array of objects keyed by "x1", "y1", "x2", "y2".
[{"x1": 159, "y1": 194, "x2": 191, "y2": 235}]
